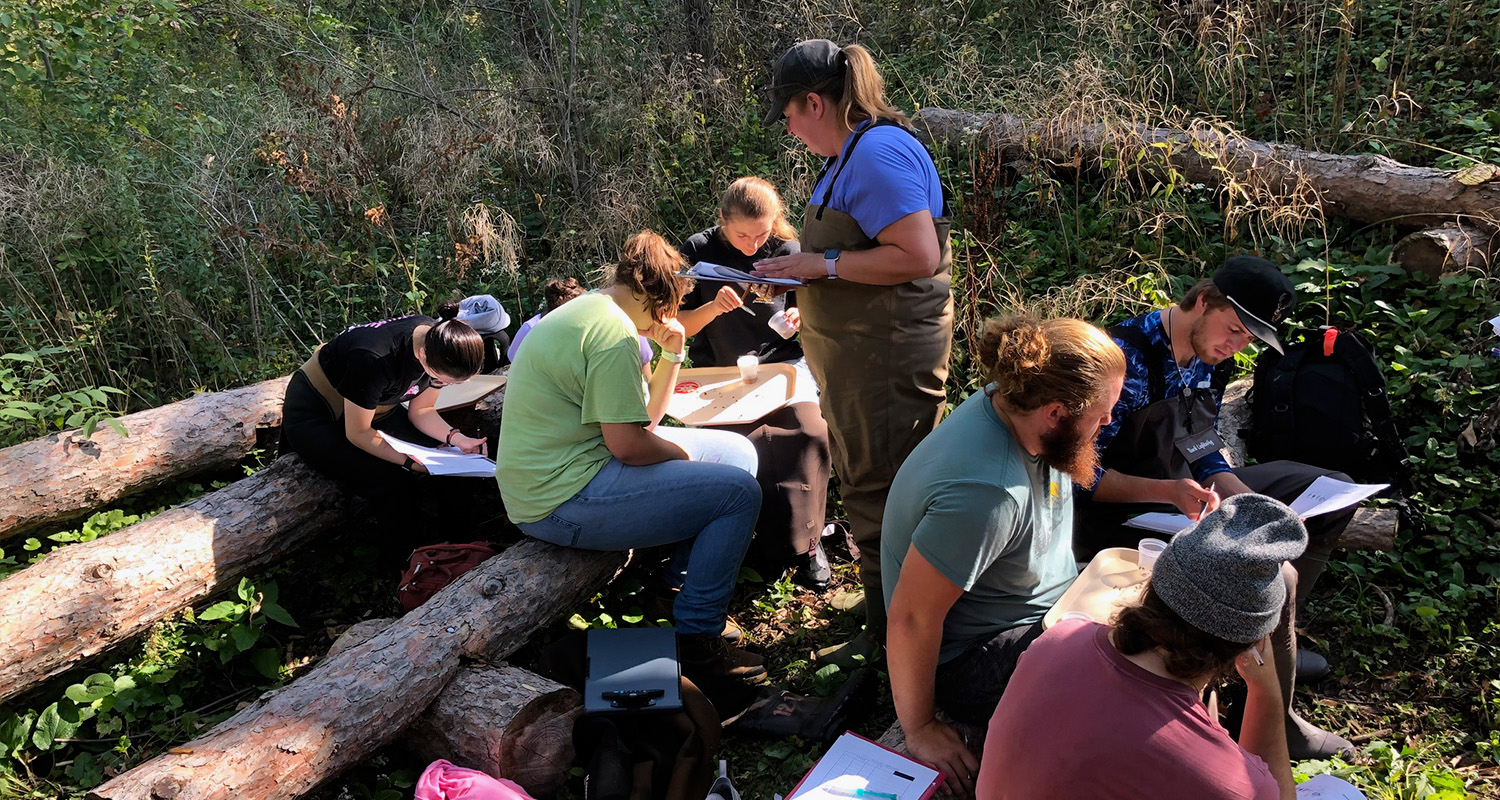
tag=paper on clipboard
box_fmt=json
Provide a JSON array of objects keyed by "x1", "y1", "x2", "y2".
[
  {"x1": 787, "y1": 732, "x2": 942, "y2": 800},
  {"x1": 686, "y1": 261, "x2": 804, "y2": 287},
  {"x1": 385, "y1": 435, "x2": 496, "y2": 477}
]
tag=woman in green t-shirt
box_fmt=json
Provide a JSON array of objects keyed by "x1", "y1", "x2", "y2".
[{"x1": 498, "y1": 231, "x2": 767, "y2": 685}]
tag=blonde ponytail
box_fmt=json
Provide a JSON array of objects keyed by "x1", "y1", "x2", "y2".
[{"x1": 836, "y1": 44, "x2": 909, "y2": 130}]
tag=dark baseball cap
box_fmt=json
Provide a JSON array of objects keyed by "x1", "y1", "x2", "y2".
[
  {"x1": 762, "y1": 39, "x2": 844, "y2": 127},
  {"x1": 1212, "y1": 255, "x2": 1296, "y2": 354}
]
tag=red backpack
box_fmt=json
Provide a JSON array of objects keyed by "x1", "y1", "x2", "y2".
[{"x1": 397, "y1": 542, "x2": 500, "y2": 611}]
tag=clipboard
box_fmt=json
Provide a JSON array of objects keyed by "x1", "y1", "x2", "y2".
[
  {"x1": 666, "y1": 364, "x2": 798, "y2": 426},
  {"x1": 584, "y1": 627, "x2": 683, "y2": 716},
  {"x1": 682, "y1": 261, "x2": 804, "y2": 287},
  {"x1": 786, "y1": 731, "x2": 943, "y2": 800}
]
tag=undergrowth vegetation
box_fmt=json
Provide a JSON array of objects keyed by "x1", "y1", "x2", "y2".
[{"x1": 2, "y1": 0, "x2": 1498, "y2": 796}]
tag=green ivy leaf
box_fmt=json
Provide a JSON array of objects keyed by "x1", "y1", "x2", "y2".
[
  {"x1": 250, "y1": 648, "x2": 282, "y2": 680},
  {"x1": 259, "y1": 601, "x2": 298, "y2": 628},
  {"x1": 230, "y1": 624, "x2": 260, "y2": 653},
  {"x1": 198, "y1": 601, "x2": 240, "y2": 621}
]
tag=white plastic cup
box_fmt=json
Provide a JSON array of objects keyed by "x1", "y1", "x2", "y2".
[
  {"x1": 767, "y1": 309, "x2": 797, "y2": 339},
  {"x1": 1137, "y1": 538, "x2": 1169, "y2": 571},
  {"x1": 737, "y1": 355, "x2": 759, "y2": 383}
]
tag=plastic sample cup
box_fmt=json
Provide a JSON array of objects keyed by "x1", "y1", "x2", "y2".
[
  {"x1": 737, "y1": 355, "x2": 759, "y2": 383},
  {"x1": 1136, "y1": 538, "x2": 1168, "y2": 572},
  {"x1": 767, "y1": 309, "x2": 797, "y2": 339}
]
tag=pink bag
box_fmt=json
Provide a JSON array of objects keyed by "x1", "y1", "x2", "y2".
[{"x1": 414, "y1": 759, "x2": 536, "y2": 800}]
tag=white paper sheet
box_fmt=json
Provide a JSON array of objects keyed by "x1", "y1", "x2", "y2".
[
  {"x1": 789, "y1": 733, "x2": 941, "y2": 800},
  {"x1": 1488, "y1": 313, "x2": 1500, "y2": 337},
  {"x1": 1286, "y1": 476, "x2": 1388, "y2": 519},
  {"x1": 1296, "y1": 774, "x2": 1367, "y2": 799},
  {"x1": 385, "y1": 435, "x2": 497, "y2": 477},
  {"x1": 1122, "y1": 512, "x2": 1193, "y2": 535},
  {"x1": 1125, "y1": 477, "x2": 1387, "y2": 534},
  {"x1": 688, "y1": 261, "x2": 804, "y2": 287}
]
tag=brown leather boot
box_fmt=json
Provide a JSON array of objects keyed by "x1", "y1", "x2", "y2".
[{"x1": 678, "y1": 633, "x2": 768, "y2": 685}]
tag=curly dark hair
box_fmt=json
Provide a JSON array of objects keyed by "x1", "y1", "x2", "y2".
[{"x1": 1113, "y1": 584, "x2": 1247, "y2": 684}]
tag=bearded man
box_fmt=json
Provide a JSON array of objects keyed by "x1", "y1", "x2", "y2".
[{"x1": 881, "y1": 315, "x2": 1126, "y2": 798}]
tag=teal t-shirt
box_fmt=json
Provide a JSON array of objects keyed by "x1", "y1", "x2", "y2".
[
  {"x1": 497, "y1": 293, "x2": 649, "y2": 523},
  {"x1": 881, "y1": 387, "x2": 1079, "y2": 663}
]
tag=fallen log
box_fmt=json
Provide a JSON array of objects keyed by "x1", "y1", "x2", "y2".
[
  {"x1": 329, "y1": 620, "x2": 580, "y2": 796},
  {"x1": 0, "y1": 377, "x2": 290, "y2": 542},
  {"x1": 911, "y1": 108, "x2": 1500, "y2": 232},
  {"x1": 90, "y1": 540, "x2": 628, "y2": 800},
  {"x1": 1217, "y1": 380, "x2": 1395, "y2": 551},
  {"x1": 0, "y1": 456, "x2": 348, "y2": 705},
  {"x1": 1391, "y1": 223, "x2": 1499, "y2": 277}
]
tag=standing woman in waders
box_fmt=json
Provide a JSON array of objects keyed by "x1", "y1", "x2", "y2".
[
  {"x1": 279, "y1": 302, "x2": 489, "y2": 494},
  {"x1": 754, "y1": 40, "x2": 954, "y2": 668}
]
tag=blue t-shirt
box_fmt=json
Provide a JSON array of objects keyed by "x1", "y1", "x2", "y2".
[
  {"x1": 809, "y1": 122, "x2": 944, "y2": 240},
  {"x1": 1079, "y1": 309, "x2": 1233, "y2": 495},
  {"x1": 882, "y1": 388, "x2": 1078, "y2": 663}
]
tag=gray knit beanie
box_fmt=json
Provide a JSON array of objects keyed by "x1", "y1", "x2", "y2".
[{"x1": 1151, "y1": 494, "x2": 1308, "y2": 643}]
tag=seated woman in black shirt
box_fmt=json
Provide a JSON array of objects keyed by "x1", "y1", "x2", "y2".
[
  {"x1": 678, "y1": 177, "x2": 833, "y2": 588},
  {"x1": 280, "y1": 302, "x2": 487, "y2": 493}
]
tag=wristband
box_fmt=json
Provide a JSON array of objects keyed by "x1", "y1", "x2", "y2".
[
  {"x1": 402, "y1": 456, "x2": 418, "y2": 471},
  {"x1": 660, "y1": 349, "x2": 686, "y2": 364},
  {"x1": 445, "y1": 428, "x2": 460, "y2": 446}
]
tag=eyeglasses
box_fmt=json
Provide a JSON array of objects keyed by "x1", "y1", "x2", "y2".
[{"x1": 428, "y1": 375, "x2": 469, "y2": 388}]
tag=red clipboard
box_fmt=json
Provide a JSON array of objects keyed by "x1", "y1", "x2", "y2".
[{"x1": 785, "y1": 730, "x2": 945, "y2": 800}]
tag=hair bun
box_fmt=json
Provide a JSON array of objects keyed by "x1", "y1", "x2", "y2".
[{"x1": 436, "y1": 301, "x2": 461, "y2": 322}]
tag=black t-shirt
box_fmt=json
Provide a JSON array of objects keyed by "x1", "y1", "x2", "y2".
[
  {"x1": 680, "y1": 227, "x2": 803, "y2": 366},
  {"x1": 317, "y1": 315, "x2": 435, "y2": 410}
]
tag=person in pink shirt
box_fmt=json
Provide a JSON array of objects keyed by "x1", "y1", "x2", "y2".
[{"x1": 976, "y1": 494, "x2": 1303, "y2": 800}]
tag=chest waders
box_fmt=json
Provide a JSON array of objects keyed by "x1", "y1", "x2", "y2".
[{"x1": 796, "y1": 119, "x2": 954, "y2": 640}]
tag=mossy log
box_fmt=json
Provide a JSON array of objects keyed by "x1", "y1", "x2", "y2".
[
  {"x1": 0, "y1": 377, "x2": 290, "y2": 542},
  {"x1": 0, "y1": 456, "x2": 348, "y2": 705},
  {"x1": 330, "y1": 619, "x2": 579, "y2": 796},
  {"x1": 911, "y1": 108, "x2": 1500, "y2": 232},
  {"x1": 89, "y1": 540, "x2": 627, "y2": 800}
]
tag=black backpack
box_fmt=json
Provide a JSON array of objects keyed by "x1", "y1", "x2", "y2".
[{"x1": 1246, "y1": 326, "x2": 1417, "y2": 507}]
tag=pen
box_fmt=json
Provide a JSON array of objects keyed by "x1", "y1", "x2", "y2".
[{"x1": 827, "y1": 790, "x2": 899, "y2": 800}]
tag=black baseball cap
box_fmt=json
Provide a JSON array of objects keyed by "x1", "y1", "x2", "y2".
[
  {"x1": 1211, "y1": 255, "x2": 1296, "y2": 354},
  {"x1": 762, "y1": 39, "x2": 845, "y2": 127}
]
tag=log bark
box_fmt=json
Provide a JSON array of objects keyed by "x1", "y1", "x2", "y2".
[
  {"x1": 910, "y1": 107, "x2": 1500, "y2": 231},
  {"x1": 329, "y1": 620, "x2": 582, "y2": 796},
  {"x1": 90, "y1": 540, "x2": 628, "y2": 800},
  {"x1": 1390, "y1": 224, "x2": 1499, "y2": 277},
  {"x1": 0, "y1": 377, "x2": 290, "y2": 542},
  {"x1": 0, "y1": 456, "x2": 347, "y2": 705}
]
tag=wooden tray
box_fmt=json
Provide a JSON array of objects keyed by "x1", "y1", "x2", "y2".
[
  {"x1": 1043, "y1": 547, "x2": 1149, "y2": 628},
  {"x1": 666, "y1": 364, "x2": 797, "y2": 426},
  {"x1": 434, "y1": 374, "x2": 507, "y2": 411}
]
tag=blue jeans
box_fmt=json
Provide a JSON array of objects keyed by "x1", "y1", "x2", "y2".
[{"x1": 517, "y1": 427, "x2": 760, "y2": 636}]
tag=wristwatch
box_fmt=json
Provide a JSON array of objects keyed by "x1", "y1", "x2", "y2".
[
  {"x1": 660, "y1": 349, "x2": 686, "y2": 364},
  {"x1": 401, "y1": 456, "x2": 418, "y2": 471},
  {"x1": 823, "y1": 248, "x2": 841, "y2": 279}
]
